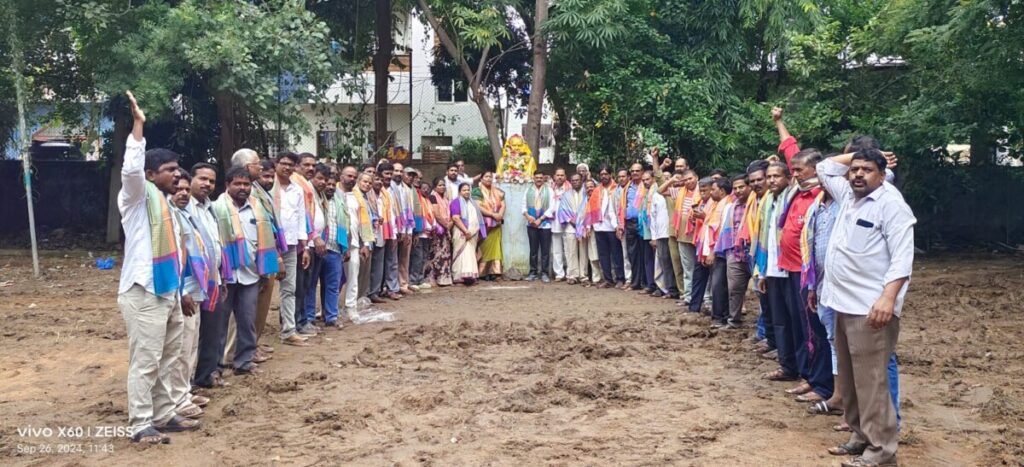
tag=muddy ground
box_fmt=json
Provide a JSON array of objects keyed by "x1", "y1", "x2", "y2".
[{"x1": 0, "y1": 253, "x2": 1021, "y2": 466}]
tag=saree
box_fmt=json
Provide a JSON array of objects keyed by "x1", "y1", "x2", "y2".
[
  {"x1": 450, "y1": 197, "x2": 484, "y2": 283},
  {"x1": 473, "y1": 184, "x2": 504, "y2": 275},
  {"x1": 430, "y1": 194, "x2": 454, "y2": 286}
]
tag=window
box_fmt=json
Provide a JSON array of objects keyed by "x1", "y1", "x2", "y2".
[
  {"x1": 436, "y1": 80, "x2": 468, "y2": 103},
  {"x1": 421, "y1": 135, "x2": 453, "y2": 163}
]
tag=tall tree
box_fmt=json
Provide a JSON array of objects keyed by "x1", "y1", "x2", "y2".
[{"x1": 374, "y1": 0, "x2": 393, "y2": 151}]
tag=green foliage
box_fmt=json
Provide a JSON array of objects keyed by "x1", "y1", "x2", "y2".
[{"x1": 451, "y1": 136, "x2": 495, "y2": 171}]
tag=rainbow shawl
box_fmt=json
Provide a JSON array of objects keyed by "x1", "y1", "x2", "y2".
[
  {"x1": 472, "y1": 184, "x2": 504, "y2": 229},
  {"x1": 738, "y1": 192, "x2": 764, "y2": 245},
  {"x1": 525, "y1": 184, "x2": 552, "y2": 222},
  {"x1": 213, "y1": 195, "x2": 280, "y2": 282},
  {"x1": 578, "y1": 185, "x2": 608, "y2": 238},
  {"x1": 751, "y1": 186, "x2": 793, "y2": 278},
  {"x1": 556, "y1": 189, "x2": 582, "y2": 227},
  {"x1": 145, "y1": 182, "x2": 182, "y2": 299},
  {"x1": 452, "y1": 196, "x2": 487, "y2": 239},
  {"x1": 252, "y1": 183, "x2": 288, "y2": 253},
  {"x1": 672, "y1": 188, "x2": 702, "y2": 238},
  {"x1": 350, "y1": 189, "x2": 375, "y2": 245},
  {"x1": 617, "y1": 181, "x2": 647, "y2": 226},
  {"x1": 291, "y1": 173, "x2": 316, "y2": 237},
  {"x1": 180, "y1": 209, "x2": 219, "y2": 310},
  {"x1": 412, "y1": 188, "x2": 427, "y2": 233},
  {"x1": 329, "y1": 189, "x2": 351, "y2": 255},
  {"x1": 715, "y1": 198, "x2": 738, "y2": 258},
  {"x1": 638, "y1": 186, "x2": 656, "y2": 240},
  {"x1": 800, "y1": 191, "x2": 827, "y2": 293},
  {"x1": 397, "y1": 183, "x2": 416, "y2": 232},
  {"x1": 378, "y1": 189, "x2": 396, "y2": 240}
]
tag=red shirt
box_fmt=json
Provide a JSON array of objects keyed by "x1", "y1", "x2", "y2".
[
  {"x1": 778, "y1": 136, "x2": 800, "y2": 166},
  {"x1": 778, "y1": 187, "x2": 821, "y2": 272}
]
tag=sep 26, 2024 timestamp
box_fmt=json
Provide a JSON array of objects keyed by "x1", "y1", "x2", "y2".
[{"x1": 16, "y1": 443, "x2": 115, "y2": 455}]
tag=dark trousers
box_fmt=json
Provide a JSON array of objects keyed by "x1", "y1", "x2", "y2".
[
  {"x1": 640, "y1": 238, "x2": 655, "y2": 291},
  {"x1": 757, "y1": 289, "x2": 775, "y2": 348},
  {"x1": 625, "y1": 219, "x2": 646, "y2": 289},
  {"x1": 595, "y1": 231, "x2": 624, "y2": 284},
  {"x1": 709, "y1": 257, "x2": 730, "y2": 323},
  {"x1": 409, "y1": 236, "x2": 430, "y2": 285},
  {"x1": 302, "y1": 252, "x2": 324, "y2": 324},
  {"x1": 689, "y1": 262, "x2": 710, "y2": 312},
  {"x1": 767, "y1": 275, "x2": 799, "y2": 378},
  {"x1": 383, "y1": 239, "x2": 400, "y2": 293},
  {"x1": 656, "y1": 238, "x2": 678, "y2": 296},
  {"x1": 294, "y1": 251, "x2": 317, "y2": 327},
  {"x1": 527, "y1": 227, "x2": 552, "y2": 276},
  {"x1": 196, "y1": 282, "x2": 258, "y2": 385},
  {"x1": 370, "y1": 242, "x2": 386, "y2": 297},
  {"x1": 786, "y1": 271, "x2": 834, "y2": 399}
]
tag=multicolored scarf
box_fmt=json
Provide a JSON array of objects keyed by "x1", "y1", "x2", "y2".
[
  {"x1": 291, "y1": 173, "x2": 316, "y2": 237},
  {"x1": 145, "y1": 183, "x2": 182, "y2": 299},
  {"x1": 715, "y1": 198, "x2": 738, "y2": 258},
  {"x1": 350, "y1": 189, "x2": 375, "y2": 245},
  {"x1": 180, "y1": 212, "x2": 219, "y2": 309},
  {"x1": 378, "y1": 189, "x2": 396, "y2": 240},
  {"x1": 580, "y1": 184, "x2": 609, "y2": 232},
  {"x1": 213, "y1": 195, "x2": 280, "y2": 282},
  {"x1": 472, "y1": 184, "x2": 504, "y2": 229},
  {"x1": 738, "y1": 192, "x2": 763, "y2": 244},
  {"x1": 672, "y1": 187, "x2": 702, "y2": 239},
  {"x1": 556, "y1": 188, "x2": 582, "y2": 227},
  {"x1": 617, "y1": 180, "x2": 647, "y2": 225},
  {"x1": 414, "y1": 190, "x2": 438, "y2": 234},
  {"x1": 453, "y1": 196, "x2": 487, "y2": 239},
  {"x1": 800, "y1": 190, "x2": 828, "y2": 293},
  {"x1": 751, "y1": 186, "x2": 793, "y2": 278},
  {"x1": 252, "y1": 183, "x2": 288, "y2": 254},
  {"x1": 397, "y1": 182, "x2": 416, "y2": 232},
  {"x1": 326, "y1": 190, "x2": 350, "y2": 254},
  {"x1": 638, "y1": 185, "x2": 657, "y2": 240},
  {"x1": 525, "y1": 184, "x2": 552, "y2": 223},
  {"x1": 695, "y1": 198, "x2": 727, "y2": 262}
]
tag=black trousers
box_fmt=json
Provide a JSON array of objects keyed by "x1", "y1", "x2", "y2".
[
  {"x1": 767, "y1": 275, "x2": 799, "y2": 378},
  {"x1": 709, "y1": 257, "x2": 730, "y2": 323},
  {"x1": 527, "y1": 227, "x2": 552, "y2": 276},
  {"x1": 595, "y1": 231, "x2": 624, "y2": 284},
  {"x1": 757, "y1": 288, "x2": 775, "y2": 349},
  {"x1": 369, "y1": 241, "x2": 386, "y2": 297},
  {"x1": 656, "y1": 238, "x2": 678, "y2": 296},
  {"x1": 625, "y1": 219, "x2": 647, "y2": 289},
  {"x1": 689, "y1": 262, "x2": 710, "y2": 312},
  {"x1": 785, "y1": 271, "x2": 834, "y2": 399},
  {"x1": 196, "y1": 282, "x2": 259, "y2": 385},
  {"x1": 294, "y1": 251, "x2": 317, "y2": 327}
]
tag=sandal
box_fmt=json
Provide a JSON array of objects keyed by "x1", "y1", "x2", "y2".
[
  {"x1": 155, "y1": 415, "x2": 202, "y2": 433},
  {"x1": 177, "y1": 404, "x2": 204, "y2": 419},
  {"x1": 786, "y1": 383, "x2": 812, "y2": 395},
  {"x1": 762, "y1": 369, "x2": 799, "y2": 381},
  {"x1": 131, "y1": 426, "x2": 170, "y2": 445},
  {"x1": 829, "y1": 442, "x2": 867, "y2": 456},
  {"x1": 191, "y1": 395, "x2": 210, "y2": 408},
  {"x1": 833, "y1": 422, "x2": 852, "y2": 432},
  {"x1": 807, "y1": 400, "x2": 844, "y2": 416},
  {"x1": 841, "y1": 456, "x2": 897, "y2": 467},
  {"x1": 796, "y1": 391, "x2": 826, "y2": 403}
]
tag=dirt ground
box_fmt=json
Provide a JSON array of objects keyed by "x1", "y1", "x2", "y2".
[{"x1": 0, "y1": 252, "x2": 1021, "y2": 466}]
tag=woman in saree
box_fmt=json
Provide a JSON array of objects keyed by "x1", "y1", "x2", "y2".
[
  {"x1": 429, "y1": 177, "x2": 454, "y2": 286},
  {"x1": 473, "y1": 171, "x2": 506, "y2": 281},
  {"x1": 451, "y1": 183, "x2": 487, "y2": 285}
]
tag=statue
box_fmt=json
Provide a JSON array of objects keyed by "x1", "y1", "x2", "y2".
[{"x1": 496, "y1": 134, "x2": 536, "y2": 184}]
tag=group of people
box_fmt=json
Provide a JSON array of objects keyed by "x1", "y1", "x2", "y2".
[{"x1": 117, "y1": 91, "x2": 914, "y2": 467}]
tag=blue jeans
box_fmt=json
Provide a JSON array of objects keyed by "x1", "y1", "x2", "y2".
[
  {"x1": 817, "y1": 304, "x2": 838, "y2": 375},
  {"x1": 889, "y1": 353, "x2": 901, "y2": 429},
  {"x1": 307, "y1": 251, "x2": 342, "y2": 324}
]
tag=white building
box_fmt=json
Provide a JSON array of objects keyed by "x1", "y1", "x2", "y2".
[{"x1": 283, "y1": 11, "x2": 552, "y2": 164}]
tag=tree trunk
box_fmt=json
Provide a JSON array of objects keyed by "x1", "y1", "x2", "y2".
[
  {"x1": 214, "y1": 91, "x2": 239, "y2": 172},
  {"x1": 754, "y1": 19, "x2": 770, "y2": 103},
  {"x1": 548, "y1": 85, "x2": 570, "y2": 167},
  {"x1": 374, "y1": 0, "x2": 392, "y2": 153},
  {"x1": 105, "y1": 112, "x2": 129, "y2": 244},
  {"x1": 970, "y1": 126, "x2": 993, "y2": 166},
  {"x1": 523, "y1": 0, "x2": 549, "y2": 158},
  {"x1": 417, "y1": 0, "x2": 502, "y2": 162}
]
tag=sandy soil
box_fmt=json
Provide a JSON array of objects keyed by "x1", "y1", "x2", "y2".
[{"x1": 0, "y1": 253, "x2": 1021, "y2": 466}]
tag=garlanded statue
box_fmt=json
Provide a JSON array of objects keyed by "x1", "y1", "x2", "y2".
[{"x1": 496, "y1": 134, "x2": 536, "y2": 184}]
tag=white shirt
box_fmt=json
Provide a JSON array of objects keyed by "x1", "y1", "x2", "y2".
[
  {"x1": 818, "y1": 158, "x2": 916, "y2": 317},
  {"x1": 277, "y1": 181, "x2": 308, "y2": 246},
  {"x1": 344, "y1": 191, "x2": 361, "y2": 248},
  {"x1": 457, "y1": 173, "x2": 474, "y2": 187},
  {"x1": 764, "y1": 195, "x2": 788, "y2": 278},
  {"x1": 307, "y1": 196, "x2": 325, "y2": 250},
  {"x1": 551, "y1": 183, "x2": 570, "y2": 234},
  {"x1": 188, "y1": 196, "x2": 222, "y2": 284},
  {"x1": 117, "y1": 136, "x2": 183, "y2": 296},
  {"x1": 521, "y1": 184, "x2": 556, "y2": 230},
  {"x1": 649, "y1": 193, "x2": 670, "y2": 241},
  {"x1": 232, "y1": 200, "x2": 261, "y2": 286},
  {"x1": 445, "y1": 178, "x2": 461, "y2": 201},
  {"x1": 594, "y1": 185, "x2": 618, "y2": 232}
]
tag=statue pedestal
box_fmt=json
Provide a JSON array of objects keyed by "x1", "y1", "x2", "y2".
[{"x1": 497, "y1": 182, "x2": 529, "y2": 280}]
